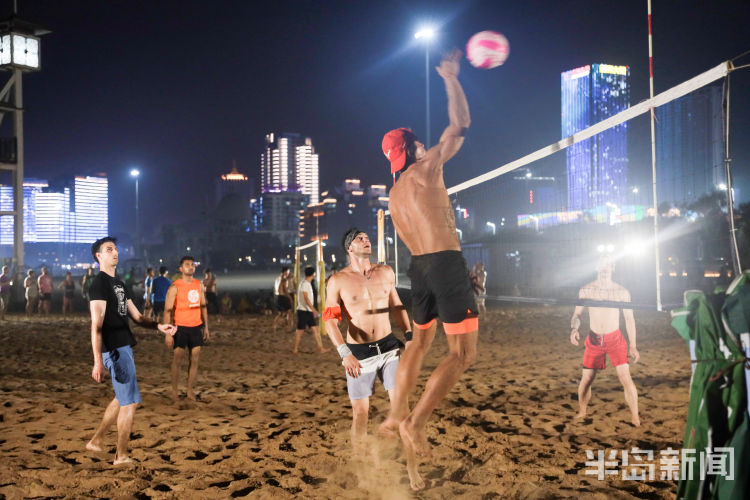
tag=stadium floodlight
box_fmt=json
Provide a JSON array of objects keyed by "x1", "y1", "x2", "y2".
[
  {"x1": 597, "y1": 244, "x2": 605, "y2": 253},
  {"x1": 413, "y1": 26, "x2": 435, "y2": 40},
  {"x1": 718, "y1": 183, "x2": 727, "y2": 191}
]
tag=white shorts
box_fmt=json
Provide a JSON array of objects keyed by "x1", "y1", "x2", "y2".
[{"x1": 345, "y1": 348, "x2": 400, "y2": 400}]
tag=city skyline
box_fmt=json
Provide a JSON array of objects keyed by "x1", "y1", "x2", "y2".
[
  {"x1": 3, "y1": 0, "x2": 748, "y2": 241},
  {"x1": 0, "y1": 174, "x2": 107, "y2": 244}
]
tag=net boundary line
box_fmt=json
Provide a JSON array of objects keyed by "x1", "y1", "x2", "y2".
[
  {"x1": 446, "y1": 61, "x2": 731, "y2": 195},
  {"x1": 395, "y1": 285, "x2": 678, "y2": 311}
]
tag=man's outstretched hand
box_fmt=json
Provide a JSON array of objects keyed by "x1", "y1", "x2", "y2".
[{"x1": 436, "y1": 49, "x2": 462, "y2": 79}]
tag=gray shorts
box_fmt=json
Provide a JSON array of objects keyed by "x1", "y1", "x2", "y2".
[{"x1": 345, "y1": 348, "x2": 400, "y2": 400}]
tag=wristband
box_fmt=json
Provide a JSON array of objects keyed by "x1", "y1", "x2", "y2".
[
  {"x1": 404, "y1": 331, "x2": 413, "y2": 342},
  {"x1": 337, "y1": 344, "x2": 353, "y2": 359}
]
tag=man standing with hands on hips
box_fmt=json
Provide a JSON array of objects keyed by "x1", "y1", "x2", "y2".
[{"x1": 85, "y1": 236, "x2": 176, "y2": 465}]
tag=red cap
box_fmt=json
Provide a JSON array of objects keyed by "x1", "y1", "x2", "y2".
[{"x1": 382, "y1": 128, "x2": 415, "y2": 174}]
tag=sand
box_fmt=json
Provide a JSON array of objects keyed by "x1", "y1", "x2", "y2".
[{"x1": 0, "y1": 306, "x2": 689, "y2": 499}]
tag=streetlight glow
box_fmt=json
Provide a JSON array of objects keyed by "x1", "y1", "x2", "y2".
[
  {"x1": 414, "y1": 27, "x2": 435, "y2": 39},
  {"x1": 130, "y1": 168, "x2": 140, "y2": 178},
  {"x1": 486, "y1": 221, "x2": 496, "y2": 235}
]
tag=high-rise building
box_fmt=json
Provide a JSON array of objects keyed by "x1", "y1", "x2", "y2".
[
  {"x1": 261, "y1": 132, "x2": 319, "y2": 204},
  {"x1": 0, "y1": 179, "x2": 48, "y2": 243},
  {"x1": 561, "y1": 64, "x2": 630, "y2": 211},
  {"x1": 73, "y1": 175, "x2": 108, "y2": 243},
  {"x1": 255, "y1": 191, "x2": 309, "y2": 247},
  {"x1": 216, "y1": 161, "x2": 255, "y2": 207},
  {"x1": 36, "y1": 189, "x2": 72, "y2": 243},
  {"x1": 655, "y1": 85, "x2": 724, "y2": 205}
]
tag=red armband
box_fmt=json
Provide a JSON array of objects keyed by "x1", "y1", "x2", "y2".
[{"x1": 322, "y1": 306, "x2": 342, "y2": 321}]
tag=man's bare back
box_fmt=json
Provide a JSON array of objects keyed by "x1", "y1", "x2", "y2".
[
  {"x1": 330, "y1": 264, "x2": 398, "y2": 343},
  {"x1": 389, "y1": 170, "x2": 460, "y2": 256}
]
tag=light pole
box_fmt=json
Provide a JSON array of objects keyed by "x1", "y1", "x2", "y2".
[
  {"x1": 0, "y1": 13, "x2": 48, "y2": 272},
  {"x1": 130, "y1": 168, "x2": 140, "y2": 257},
  {"x1": 414, "y1": 26, "x2": 435, "y2": 147},
  {"x1": 486, "y1": 221, "x2": 496, "y2": 235}
]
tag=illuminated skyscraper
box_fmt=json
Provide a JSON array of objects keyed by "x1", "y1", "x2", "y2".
[
  {"x1": 72, "y1": 175, "x2": 108, "y2": 243},
  {"x1": 35, "y1": 188, "x2": 71, "y2": 242},
  {"x1": 561, "y1": 64, "x2": 630, "y2": 210},
  {"x1": 216, "y1": 161, "x2": 255, "y2": 207},
  {"x1": 0, "y1": 179, "x2": 47, "y2": 243},
  {"x1": 655, "y1": 85, "x2": 724, "y2": 205},
  {"x1": 261, "y1": 132, "x2": 319, "y2": 204}
]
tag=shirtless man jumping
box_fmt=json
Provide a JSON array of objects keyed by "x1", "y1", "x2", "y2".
[
  {"x1": 323, "y1": 228, "x2": 412, "y2": 454},
  {"x1": 379, "y1": 50, "x2": 477, "y2": 491},
  {"x1": 570, "y1": 256, "x2": 640, "y2": 426}
]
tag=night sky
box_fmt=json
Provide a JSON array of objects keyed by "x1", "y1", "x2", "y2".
[{"x1": 11, "y1": 0, "x2": 750, "y2": 239}]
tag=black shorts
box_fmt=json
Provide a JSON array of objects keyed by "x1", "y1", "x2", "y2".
[
  {"x1": 153, "y1": 301, "x2": 165, "y2": 315},
  {"x1": 408, "y1": 250, "x2": 478, "y2": 333},
  {"x1": 173, "y1": 325, "x2": 204, "y2": 349},
  {"x1": 277, "y1": 295, "x2": 292, "y2": 312},
  {"x1": 40, "y1": 293, "x2": 52, "y2": 302},
  {"x1": 296, "y1": 310, "x2": 317, "y2": 330}
]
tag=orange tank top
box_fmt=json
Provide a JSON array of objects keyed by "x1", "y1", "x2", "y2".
[{"x1": 173, "y1": 278, "x2": 203, "y2": 327}]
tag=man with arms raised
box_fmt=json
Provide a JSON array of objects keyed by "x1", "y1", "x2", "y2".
[
  {"x1": 380, "y1": 50, "x2": 477, "y2": 491},
  {"x1": 570, "y1": 256, "x2": 640, "y2": 426},
  {"x1": 86, "y1": 236, "x2": 176, "y2": 464},
  {"x1": 164, "y1": 256, "x2": 209, "y2": 403},
  {"x1": 324, "y1": 228, "x2": 412, "y2": 454}
]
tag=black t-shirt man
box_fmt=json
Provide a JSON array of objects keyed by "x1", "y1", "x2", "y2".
[{"x1": 88, "y1": 272, "x2": 136, "y2": 351}]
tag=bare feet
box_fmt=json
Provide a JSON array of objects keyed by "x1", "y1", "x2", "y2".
[
  {"x1": 317, "y1": 348, "x2": 330, "y2": 354},
  {"x1": 399, "y1": 420, "x2": 425, "y2": 491},
  {"x1": 113, "y1": 456, "x2": 134, "y2": 465},
  {"x1": 171, "y1": 391, "x2": 179, "y2": 404},
  {"x1": 186, "y1": 391, "x2": 197, "y2": 402},
  {"x1": 292, "y1": 350, "x2": 299, "y2": 355},
  {"x1": 378, "y1": 418, "x2": 400, "y2": 438},
  {"x1": 631, "y1": 414, "x2": 641, "y2": 427},
  {"x1": 86, "y1": 440, "x2": 104, "y2": 452},
  {"x1": 399, "y1": 418, "x2": 431, "y2": 491},
  {"x1": 399, "y1": 418, "x2": 431, "y2": 458},
  {"x1": 574, "y1": 410, "x2": 586, "y2": 420}
]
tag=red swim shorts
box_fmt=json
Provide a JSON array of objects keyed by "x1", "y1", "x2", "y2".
[{"x1": 582, "y1": 329, "x2": 628, "y2": 370}]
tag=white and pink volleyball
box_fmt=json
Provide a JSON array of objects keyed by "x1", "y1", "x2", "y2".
[{"x1": 466, "y1": 30, "x2": 510, "y2": 69}]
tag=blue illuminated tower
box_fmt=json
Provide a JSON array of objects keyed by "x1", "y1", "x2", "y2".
[{"x1": 561, "y1": 64, "x2": 630, "y2": 211}]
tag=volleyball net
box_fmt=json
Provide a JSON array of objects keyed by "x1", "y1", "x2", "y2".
[
  {"x1": 294, "y1": 239, "x2": 327, "y2": 334},
  {"x1": 382, "y1": 60, "x2": 747, "y2": 310}
]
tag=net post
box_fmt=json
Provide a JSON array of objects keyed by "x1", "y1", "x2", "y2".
[
  {"x1": 317, "y1": 239, "x2": 327, "y2": 336},
  {"x1": 722, "y1": 74, "x2": 742, "y2": 274},
  {"x1": 647, "y1": 0, "x2": 663, "y2": 311},
  {"x1": 377, "y1": 209, "x2": 385, "y2": 264},
  {"x1": 294, "y1": 247, "x2": 300, "y2": 298}
]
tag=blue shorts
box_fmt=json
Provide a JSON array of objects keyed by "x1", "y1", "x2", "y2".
[{"x1": 102, "y1": 345, "x2": 141, "y2": 406}]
